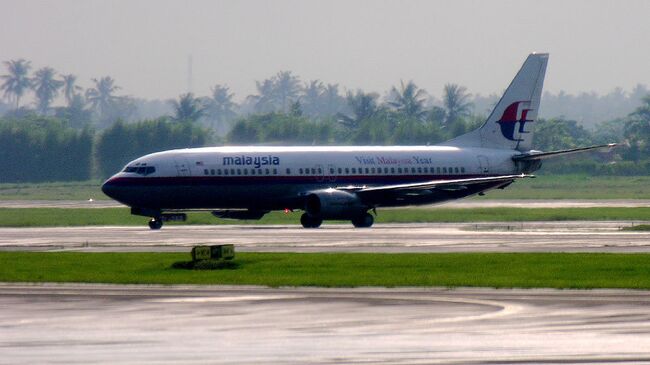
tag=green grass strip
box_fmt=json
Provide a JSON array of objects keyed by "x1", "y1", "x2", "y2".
[
  {"x1": 3, "y1": 252, "x2": 650, "y2": 289},
  {"x1": 0, "y1": 207, "x2": 649, "y2": 227}
]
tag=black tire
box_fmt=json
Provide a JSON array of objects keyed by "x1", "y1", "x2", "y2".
[
  {"x1": 351, "y1": 213, "x2": 373, "y2": 228},
  {"x1": 148, "y1": 218, "x2": 163, "y2": 230},
  {"x1": 300, "y1": 213, "x2": 322, "y2": 228}
]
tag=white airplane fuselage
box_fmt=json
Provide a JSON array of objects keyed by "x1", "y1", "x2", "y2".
[{"x1": 102, "y1": 145, "x2": 521, "y2": 212}]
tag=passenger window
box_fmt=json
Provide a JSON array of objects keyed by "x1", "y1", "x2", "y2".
[
  {"x1": 461, "y1": 167, "x2": 465, "y2": 173},
  {"x1": 318, "y1": 168, "x2": 322, "y2": 174},
  {"x1": 286, "y1": 168, "x2": 291, "y2": 174},
  {"x1": 455, "y1": 167, "x2": 459, "y2": 173},
  {"x1": 365, "y1": 168, "x2": 369, "y2": 174},
  {"x1": 299, "y1": 168, "x2": 303, "y2": 174},
  {"x1": 244, "y1": 169, "x2": 249, "y2": 175},
  {"x1": 224, "y1": 169, "x2": 229, "y2": 175},
  {"x1": 211, "y1": 169, "x2": 215, "y2": 175},
  {"x1": 417, "y1": 167, "x2": 422, "y2": 173},
  {"x1": 345, "y1": 168, "x2": 349, "y2": 174},
  {"x1": 398, "y1": 167, "x2": 402, "y2": 173},
  {"x1": 251, "y1": 169, "x2": 255, "y2": 175},
  {"x1": 411, "y1": 168, "x2": 416, "y2": 173},
  {"x1": 370, "y1": 168, "x2": 375, "y2": 174},
  {"x1": 338, "y1": 168, "x2": 342, "y2": 174},
  {"x1": 231, "y1": 169, "x2": 235, "y2": 175},
  {"x1": 273, "y1": 169, "x2": 277, "y2": 175},
  {"x1": 204, "y1": 169, "x2": 208, "y2": 175},
  {"x1": 391, "y1": 167, "x2": 395, "y2": 174},
  {"x1": 329, "y1": 168, "x2": 334, "y2": 174},
  {"x1": 448, "y1": 167, "x2": 453, "y2": 174},
  {"x1": 437, "y1": 167, "x2": 441, "y2": 174},
  {"x1": 352, "y1": 168, "x2": 356, "y2": 174},
  {"x1": 443, "y1": 167, "x2": 447, "y2": 173},
  {"x1": 311, "y1": 168, "x2": 316, "y2": 174},
  {"x1": 265, "y1": 168, "x2": 270, "y2": 175},
  {"x1": 217, "y1": 169, "x2": 222, "y2": 175}
]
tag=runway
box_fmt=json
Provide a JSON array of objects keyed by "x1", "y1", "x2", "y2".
[
  {"x1": 1, "y1": 221, "x2": 649, "y2": 252},
  {"x1": 2, "y1": 283, "x2": 650, "y2": 364}
]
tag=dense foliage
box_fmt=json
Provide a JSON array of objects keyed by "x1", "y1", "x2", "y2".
[{"x1": 0, "y1": 116, "x2": 92, "y2": 182}]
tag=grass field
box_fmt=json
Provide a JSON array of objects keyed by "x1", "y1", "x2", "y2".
[
  {"x1": 1, "y1": 175, "x2": 649, "y2": 200},
  {"x1": 1, "y1": 207, "x2": 649, "y2": 227},
  {"x1": 3, "y1": 252, "x2": 650, "y2": 289}
]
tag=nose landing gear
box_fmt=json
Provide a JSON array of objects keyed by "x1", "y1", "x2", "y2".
[{"x1": 148, "y1": 218, "x2": 163, "y2": 230}]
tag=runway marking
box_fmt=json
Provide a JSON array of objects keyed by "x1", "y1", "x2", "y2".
[{"x1": 150, "y1": 294, "x2": 304, "y2": 303}]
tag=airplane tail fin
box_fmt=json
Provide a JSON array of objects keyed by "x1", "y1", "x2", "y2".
[{"x1": 443, "y1": 53, "x2": 548, "y2": 151}]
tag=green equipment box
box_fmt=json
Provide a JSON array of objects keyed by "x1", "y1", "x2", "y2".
[{"x1": 191, "y1": 244, "x2": 235, "y2": 261}]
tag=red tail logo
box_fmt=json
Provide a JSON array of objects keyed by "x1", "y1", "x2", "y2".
[{"x1": 496, "y1": 101, "x2": 533, "y2": 141}]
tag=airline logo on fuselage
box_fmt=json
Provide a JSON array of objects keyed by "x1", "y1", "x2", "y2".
[
  {"x1": 223, "y1": 155, "x2": 280, "y2": 168},
  {"x1": 497, "y1": 101, "x2": 533, "y2": 141}
]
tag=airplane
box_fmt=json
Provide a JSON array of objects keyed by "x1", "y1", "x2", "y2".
[{"x1": 102, "y1": 53, "x2": 615, "y2": 229}]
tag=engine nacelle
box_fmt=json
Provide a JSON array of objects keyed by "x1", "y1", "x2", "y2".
[{"x1": 305, "y1": 189, "x2": 366, "y2": 220}]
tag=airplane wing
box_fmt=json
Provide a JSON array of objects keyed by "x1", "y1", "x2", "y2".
[
  {"x1": 338, "y1": 174, "x2": 533, "y2": 196},
  {"x1": 512, "y1": 143, "x2": 617, "y2": 161}
]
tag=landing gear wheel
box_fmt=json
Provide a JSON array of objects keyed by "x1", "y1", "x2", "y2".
[
  {"x1": 148, "y1": 218, "x2": 163, "y2": 230},
  {"x1": 300, "y1": 213, "x2": 322, "y2": 228},
  {"x1": 351, "y1": 213, "x2": 374, "y2": 228}
]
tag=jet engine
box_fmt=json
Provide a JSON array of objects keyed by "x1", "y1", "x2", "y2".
[{"x1": 304, "y1": 189, "x2": 367, "y2": 219}]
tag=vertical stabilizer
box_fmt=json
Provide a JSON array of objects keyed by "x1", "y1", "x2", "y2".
[{"x1": 443, "y1": 53, "x2": 548, "y2": 151}]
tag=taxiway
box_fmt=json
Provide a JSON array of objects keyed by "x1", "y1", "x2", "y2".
[
  {"x1": 1, "y1": 222, "x2": 648, "y2": 253},
  {"x1": 2, "y1": 284, "x2": 650, "y2": 364}
]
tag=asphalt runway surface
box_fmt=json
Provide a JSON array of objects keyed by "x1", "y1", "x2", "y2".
[
  {"x1": 1, "y1": 221, "x2": 649, "y2": 252},
  {"x1": 3, "y1": 284, "x2": 650, "y2": 365}
]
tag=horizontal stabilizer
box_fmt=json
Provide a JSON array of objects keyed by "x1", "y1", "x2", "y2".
[{"x1": 512, "y1": 143, "x2": 617, "y2": 161}]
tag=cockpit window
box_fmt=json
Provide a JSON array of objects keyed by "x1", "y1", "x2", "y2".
[{"x1": 123, "y1": 165, "x2": 156, "y2": 176}]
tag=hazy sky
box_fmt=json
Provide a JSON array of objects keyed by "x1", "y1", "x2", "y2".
[{"x1": 2, "y1": 0, "x2": 650, "y2": 101}]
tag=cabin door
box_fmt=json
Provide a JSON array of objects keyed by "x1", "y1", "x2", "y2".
[
  {"x1": 477, "y1": 155, "x2": 490, "y2": 174},
  {"x1": 174, "y1": 158, "x2": 191, "y2": 176}
]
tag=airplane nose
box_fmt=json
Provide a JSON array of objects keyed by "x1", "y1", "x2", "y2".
[{"x1": 101, "y1": 178, "x2": 119, "y2": 200}]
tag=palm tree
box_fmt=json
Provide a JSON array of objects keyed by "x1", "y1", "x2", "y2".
[
  {"x1": 338, "y1": 90, "x2": 379, "y2": 129},
  {"x1": 388, "y1": 80, "x2": 428, "y2": 120},
  {"x1": 85, "y1": 76, "x2": 120, "y2": 121},
  {"x1": 323, "y1": 83, "x2": 344, "y2": 115},
  {"x1": 302, "y1": 80, "x2": 325, "y2": 117},
  {"x1": 273, "y1": 71, "x2": 301, "y2": 112},
  {"x1": 170, "y1": 92, "x2": 204, "y2": 123},
  {"x1": 249, "y1": 78, "x2": 277, "y2": 113},
  {"x1": 1, "y1": 59, "x2": 32, "y2": 108},
  {"x1": 443, "y1": 83, "x2": 472, "y2": 126},
  {"x1": 32, "y1": 67, "x2": 64, "y2": 114},
  {"x1": 205, "y1": 85, "x2": 237, "y2": 129},
  {"x1": 62, "y1": 74, "x2": 82, "y2": 106}
]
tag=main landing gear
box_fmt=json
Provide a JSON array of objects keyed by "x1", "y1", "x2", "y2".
[
  {"x1": 300, "y1": 213, "x2": 323, "y2": 228},
  {"x1": 351, "y1": 213, "x2": 374, "y2": 228},
  {"x1": 300, "y1": 212, "x2": 375, "y2": 228}
]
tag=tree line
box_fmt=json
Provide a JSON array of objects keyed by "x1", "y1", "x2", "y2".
[{"x1": 1, "y1": 58, "x2": 649, "y2": 182}]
